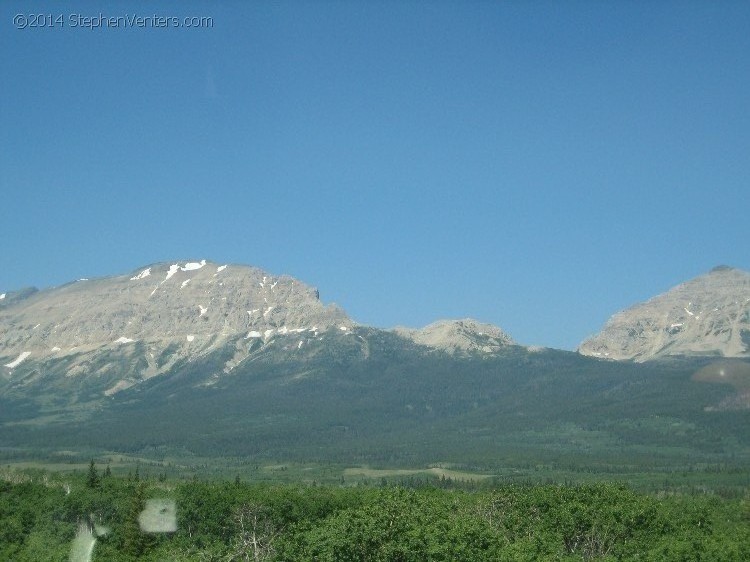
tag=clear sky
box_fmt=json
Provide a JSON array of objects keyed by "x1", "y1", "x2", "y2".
[{"x1": 2, "y1": 1, "x2": 749, "y2": 350}]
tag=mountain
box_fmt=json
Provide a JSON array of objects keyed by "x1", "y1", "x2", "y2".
[
  {"x1": 0, "y1": 261, "x2": 519, "y2": 400},
  {"x1": 579, "y1": 266, "x2": 750, "y2": 362},
  {"x1": 1, "y1": 260, "x2": 352, "y2": 396},
  {"x1": 1, "y1": 261, "x2": 748, "y2": 474},
  {"x1": 393, "y1": 319, "x2": 514, "y2": 354}
]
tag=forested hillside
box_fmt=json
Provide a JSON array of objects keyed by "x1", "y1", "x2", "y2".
[{"x1": 3, "y1": 331, "x2": 749, "y2": 479}]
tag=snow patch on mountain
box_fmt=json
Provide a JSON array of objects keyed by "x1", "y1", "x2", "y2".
[
  {"x1": 164, "y1": 264, "x2": 180, "y2": 281},
  {"x1": 181, "y1": 260, "x2": 206, "y2": 272},
  {"x1": 4, "y1": 351, "x2": 30, "y2": 368},
  {"x1": 130, "y1": 268, "x2": 151, "y2": 281}
]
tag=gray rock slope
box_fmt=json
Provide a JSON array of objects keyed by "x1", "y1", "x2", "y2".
[
  {"x1": 0, "y1": 260, "x2": 352, "y2": 393},
  {"x1": 393, "y1": 318, "x2": 515, "y2": 354},
  {"x1": 579, "y1": 266, "x2": 750, "y2": 361}
]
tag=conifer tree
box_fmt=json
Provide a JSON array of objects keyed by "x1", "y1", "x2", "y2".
[
  {"x1": 122, "y1": 483, "x2": 147, "y2": 558},
  {"x1": 86, "y1": 459, "x2": 100, "y2": 489}
]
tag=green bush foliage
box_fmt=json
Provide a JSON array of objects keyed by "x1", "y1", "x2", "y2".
[{"x1": 1, "y1": 470, "x2": 749, "y2": 561}]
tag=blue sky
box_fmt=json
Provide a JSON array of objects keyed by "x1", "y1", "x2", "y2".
[{"x1": 2, "y1": 1, "x2": 749, "y2": 350}]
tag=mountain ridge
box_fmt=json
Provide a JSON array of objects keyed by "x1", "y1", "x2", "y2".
[
  {"x1": 0, "y1": 260, "x2": 519, "y2": 399},
  {"x1": 3, "y1": 262, "x2": 750, "y2": 374}
]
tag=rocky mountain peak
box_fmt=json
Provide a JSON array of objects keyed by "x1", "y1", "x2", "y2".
[
  {"x1": 578, "y1": 267, "x2": 750, "y2": 361},
  {"x1": 393, "y1": 318, "x2": 514, "y2": 354},
  {"x1": 1, "y1": 260, "x2": 353, "y2": 391}
]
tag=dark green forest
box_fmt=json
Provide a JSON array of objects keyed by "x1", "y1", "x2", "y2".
[{"x1": 2, "y1": 467, "x2": 749, "y2": 561}]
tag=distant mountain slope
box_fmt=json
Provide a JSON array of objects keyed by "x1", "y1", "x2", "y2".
[
  {"x1": 3, "y1": 328, "x2": 747, "y2": 470},
  {"x1": 579, "y1": 266, "x2": 750, "y2": 361}
]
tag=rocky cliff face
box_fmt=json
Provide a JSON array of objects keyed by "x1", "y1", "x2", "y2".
[
  {"x1": 579, "y1": 266, "x2": 750, "y2": 361},
  {"x1": 393, "y1": 318, "x2": 515, "y2": 353},
  {"x1": 0, "y1": 260, "x2": 353, "y2": 394}
]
